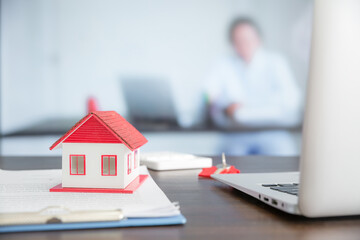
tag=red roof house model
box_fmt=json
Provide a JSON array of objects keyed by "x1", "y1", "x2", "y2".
[{"x1": 49, "y1": 111, "x2": 148, "y2": 191}]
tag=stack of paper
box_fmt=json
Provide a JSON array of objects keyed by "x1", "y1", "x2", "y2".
[{"x1": 0, "y1": 166, "x2": 185, "y2": 232}]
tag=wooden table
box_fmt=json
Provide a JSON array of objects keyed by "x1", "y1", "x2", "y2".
[{"x1": 1, "y1": 155, "x2": 360, "y2": 240}]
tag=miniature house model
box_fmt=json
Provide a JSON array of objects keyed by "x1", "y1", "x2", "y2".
[{"x1": 49, "y1": 111, "x2": 148, "y2": 190}]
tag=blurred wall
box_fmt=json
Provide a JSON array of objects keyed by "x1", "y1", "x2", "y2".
[
  {"x1": 1, "y1": 0, "x2": 56, "y2": 134},
  {"x1": 1, "y1": 0, "x2": 312, "y2": 134}
]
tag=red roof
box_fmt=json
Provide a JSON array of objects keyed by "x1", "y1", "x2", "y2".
[{"x1": 50, "y1": 111, "x2": 148, "y2": 151}]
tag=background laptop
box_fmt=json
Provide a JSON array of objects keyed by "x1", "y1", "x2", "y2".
[
  {"x1": 121, "y1": 78, "x2": 179, "y2": 130},
  {"x1": 213, "y1": 0, "x2": 360, "y2": 217}
]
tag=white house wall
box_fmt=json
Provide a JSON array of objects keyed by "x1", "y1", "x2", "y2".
[{"x1": 62, "y1": 143, "x2": 139, "y2": 189}]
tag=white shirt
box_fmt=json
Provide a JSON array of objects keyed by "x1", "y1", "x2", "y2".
[{"x1": 206, "y1": 48, "x2": 302, "y2": 128}]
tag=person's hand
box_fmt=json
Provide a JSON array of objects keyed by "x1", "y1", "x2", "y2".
[{"x1": 225, "y1": 103, "x2": 242, "y2": 118}]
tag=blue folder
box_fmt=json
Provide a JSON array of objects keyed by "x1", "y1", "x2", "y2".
[{"x1": 0, "y1": 214, "x2": 186, "y2": 233}]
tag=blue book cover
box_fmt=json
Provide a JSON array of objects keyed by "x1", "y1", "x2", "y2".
[{"x1": 0, "y1": 214, "x2": 187, "y2": 233}]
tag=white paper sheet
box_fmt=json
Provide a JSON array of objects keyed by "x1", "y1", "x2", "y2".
[{"x1": 0, "y1": 166, "x2": 180, "y2": 218}]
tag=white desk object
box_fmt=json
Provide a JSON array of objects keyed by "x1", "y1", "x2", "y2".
[{"x1": 140, "y1": 152, "x2": 213, "y2": 171}]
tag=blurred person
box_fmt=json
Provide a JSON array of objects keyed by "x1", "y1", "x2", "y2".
[{"x1": 206, "y1": 17, "x2": 302, "y2": 155}]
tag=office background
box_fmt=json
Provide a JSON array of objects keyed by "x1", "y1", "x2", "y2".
[{"x1": 0, "y1": 0, "x2": 312, "y2": 156}]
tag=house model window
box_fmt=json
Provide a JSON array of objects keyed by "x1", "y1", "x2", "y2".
[
  {"x1": 127, "y1": 154, "x2": 132, "y2": 175},
  {"x1": 134, "y1": 150, "x2": 138, "y2": 169},
  {"x1": 70, "y1": 155, "x2": 86, "y2": 175},
  {"x1": 102, "y1": 155, "x2": 117, "y2": 176}
]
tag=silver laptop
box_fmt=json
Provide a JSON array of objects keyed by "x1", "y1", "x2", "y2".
[
  {"x1": 121, "y1": 78, "x2": 178, "y2": 126},
  {"x1": 212, "y1": 0, "x2": 360, "y2": 217}
]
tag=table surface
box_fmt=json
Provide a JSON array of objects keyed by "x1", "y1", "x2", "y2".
[{"x1": 1, "y1": 155, "x2": 360, "y2": 240}]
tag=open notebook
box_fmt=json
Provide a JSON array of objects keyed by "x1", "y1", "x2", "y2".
[{"x1": 0, "y1": 166, "x2": 186, "y2": 232}]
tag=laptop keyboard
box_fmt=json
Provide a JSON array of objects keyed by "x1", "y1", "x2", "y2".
[{"x1": 262, "y1": 183, "x2": 299, "y2": 196}]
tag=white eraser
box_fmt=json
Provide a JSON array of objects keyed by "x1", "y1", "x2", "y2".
[{"x1": 140, "y1": 152, "x2": 213, "y2": 171}]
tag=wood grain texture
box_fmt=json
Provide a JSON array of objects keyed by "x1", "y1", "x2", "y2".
[{"x1": 1, "y1": 155, "x2": 360, "y2": 240}]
